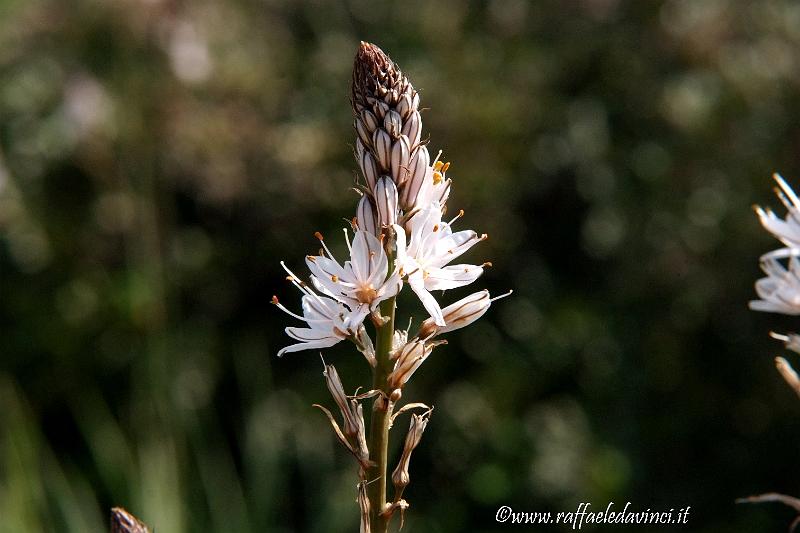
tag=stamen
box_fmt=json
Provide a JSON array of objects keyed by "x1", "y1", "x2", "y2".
[
  {"x1": 432, "y1": 224, "x2": 439, "y2": 232},
  {"x1": 332, "y1": 274, "x2": 339, "y2": 282},
  {"x1": 770, "y1": 331, "x2": 791, "y2": 342},
  {"x1": 433, "y1": 171, "x2": 442, "y2": 185},
  {"x1": 442, "y1": 161, "x2": 450, "y2": 172},
  {"x1": 775, "y1": 173, "x2": 800, "y2": 208},
  {"x1": 281, "y1": 261, "x2": 328, "y2": 304},
  {"x1": 447, "y1": 209, "x2": 464, "y2": 226},
  {"x1": 314, "y1": 231, "x2": 337, "y2": 260},
  {"x1": 307, "y1": 255, "x2": 317, "y2": 262},
  {"x1": 490, "y1": 289, "x2": 514, "y2": 302},
  {"x1": 343, "y1": 227, "x2": 352, "y2": 253},
  {"x1": 271, "y1": 294, "x2": 307, "y2": 321},
  {"x1": 433, "y1": 161, "x2": 444, "y2": 171},
  {"x1": 482, "y1": 261, "x2": 493, "y2": 268}
]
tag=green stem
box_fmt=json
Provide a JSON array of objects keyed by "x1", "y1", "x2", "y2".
[{"x1": 367, "y1": 294, "x2": 396, "y2": 532}]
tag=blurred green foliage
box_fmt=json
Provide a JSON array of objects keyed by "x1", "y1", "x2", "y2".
[{"x1": 3, "y1": 0, "x2": 800, "y2": 531}]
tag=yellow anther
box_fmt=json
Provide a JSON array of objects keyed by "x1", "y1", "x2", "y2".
[
  {"x1": 442, "y1": 161, "x2": 450, "y2": 172},
  {"x1": 434, "y1": 161, "x2": 444, "y2": 171},
  {"x1": 433, "y1": 224, "x2": 439, "y2": 232},
  {"x1": 331, "y1": 275, "x2": 339, "y2": 282},
  {"x1": 433, "y1": 171, "x2": 443, "y2": 185},
  {"x1": 314, "y1": 231, "x2": 324, "y2": 241}
]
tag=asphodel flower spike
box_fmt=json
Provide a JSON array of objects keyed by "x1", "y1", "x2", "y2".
[{"x1": 275, "y1": 42, "x2": 511, "y2": 533}]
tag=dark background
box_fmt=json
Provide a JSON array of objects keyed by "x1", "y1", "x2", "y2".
[{"x1": 2, "y1": 0, "x2": 800, "y2": 531}]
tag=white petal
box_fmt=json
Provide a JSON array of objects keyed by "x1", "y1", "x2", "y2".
[
  {"x1": 431, "y1": 230, "x2": 482, "y2": 266},
  {"x1": 424, "y1": 264, "x2": 484, "y2": 291},
  {"x1": 350, "y1": 230, "x2": 385, "y2": 282},
  {"x1": 409, "y1": 274, "x2": 445, "y2": 326},
  {"x1": 278, "y1": 336, "x2": 343, "y2": 357}
]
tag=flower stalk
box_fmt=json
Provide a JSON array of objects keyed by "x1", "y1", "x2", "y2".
[{"x1": 367, "y1": 293, "x2": 396, "y2": 531}]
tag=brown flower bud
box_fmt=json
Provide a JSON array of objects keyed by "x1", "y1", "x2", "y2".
[
  {"x1": 387, "y1": 341, "x2": 431, "y2": 390},
  {"x1": 391, "y1": 412, "x2": 431, "y2": 493}
]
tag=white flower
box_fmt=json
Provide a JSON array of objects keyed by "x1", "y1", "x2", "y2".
[
  {"x1": 750, "y1": 249, "x2": 800, "y2": 316},
  {"x1": 394, "y1": 202, "x2": 487, "y2": 326},
  {"x1": 755, "y1": 173, "x2": 800, "y2": 248},
  {"x1": 418, "y1": 289, "x2": 513, "y2": 338},
  {"x1": 273, "y1": 262, "x2": 370, "y2": 357},
  {"x1": 306, "y1": 229, "x2": 402, "y2": 318}
]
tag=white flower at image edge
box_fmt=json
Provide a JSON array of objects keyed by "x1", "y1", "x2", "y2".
[
  {"x1": 750, "y1": 248, "x2": 800, "y2": 316},
  {"x1": 274, "y1": 262, "x2": 370, "y2": 356},
  {"x1": 755, "y1": 173, "x2": 800, "y2": 248},
  {"x1": 306, "y1": 229, "x2": 402, "y2": 317},
  {"x1": 394, "y1": 201, "x2": 487, "y2": 326}
]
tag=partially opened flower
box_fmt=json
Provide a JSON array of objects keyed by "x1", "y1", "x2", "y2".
[
  {"x1": 417, "y1": 289, "x2": 513, "y2": 338},
  {"x1": 306, "y1": 230, "x2": 402, "y2": 319},
  {"x1": 394, "y1": 202, "x2": 487, "y2": 325},
  {"x1": 750, "y1": 249, "x2": 800, "y2": 316}
]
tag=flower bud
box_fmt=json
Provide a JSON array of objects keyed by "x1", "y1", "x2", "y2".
[
  {"x1": 373, "y1": 129, "x2": 392, "y2": 171},
  {"x1": 355, "y1": 118, "x2": 372, "y2": 148},
  {"x1": 361, "y1": 109, "x2": 379, "y2": 132},
  {"x1": 373, "y1": 100, "x2": 389, "y2": 121},
  {"x1": 396, "y1": 93, "x2": 414, "y2": 118},
  {"x1": 384, "y1": 110, "x2": 403, "y2": 138},
  {"x1": 387, "y1": 341, "x2": 431, "y2": 390},
  {"x1": 399, "y1": 146, "x2": 430, "y2": 210},
  {"x1": 391, "y1": 135, "x2": 411, "y2": 187},
  {"x1": 418, "y1": 290, "x2": 511, "y2": 338},
  {"x1": 355, "y1": 138, "x2": 366, "y2": 161},
  {"x1": 401, "y1": 110, "x2": 422, "y2": 147},
  {"x1": 375, "y1": 177, "x2": 398, "y2": 227},
  {"x1": 323, "y1": 364, "x2": 361, "y2": 440},
  {"x1": 391, "y1": 412, "x2": 431, "y2": 493},
  {"x1": 356, "y1": 195, "x2": 379, "y2": 236},
  {"x1": 359, "y1": 150, "x2": 379, "y2": 190},
  {"x1": 357, "y1": 481, "x2": 370, "y2": 533}
]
